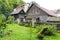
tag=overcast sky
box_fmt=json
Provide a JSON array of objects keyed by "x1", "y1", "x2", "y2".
[{"x1": 23, "y1": 0, "x2": 60, "y2": 10}]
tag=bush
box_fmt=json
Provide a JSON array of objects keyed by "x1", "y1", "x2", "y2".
[
  {"x1": 0, "y1": 14, "x2": 6, "y2": 37},
  {"x1": 36, "y1": 24, "x2": 46, "y2": 32},
  {"x1": 24, "y1": 22, "x2": 32, "y2": 27},
  {"x1": 4, "y1": 29, "x2": 13, "y2": 36},
  {"x1": 44, "y1": 25, "x2": 57, "y2": 36},
  {"x1": 37, "y1": 24, "x2": 56, "y2": 39},
  {"x1": 0, "y1": 14, "x2": 6, "y2": 24},
  {"x1": 37, "y1": 34, "x2": 44, "y2": 40},
  {"x1": 7, "y1": 16, "x2": 14, "y2": 24},
  {"x1": 14, "y1": 20, "x2": 18, "y2": 24}
]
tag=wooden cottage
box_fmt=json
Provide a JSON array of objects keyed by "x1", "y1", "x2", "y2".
[{"x1": 11, "y1": 2, "x2": 60, "y2": 28}]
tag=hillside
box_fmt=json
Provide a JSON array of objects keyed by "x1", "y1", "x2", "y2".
[{"x1": 0, "y1": 24, "x2": 38, "y2": 40}]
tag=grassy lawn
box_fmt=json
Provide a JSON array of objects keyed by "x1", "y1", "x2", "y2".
[
  {"x1": 0, "y1": 24, "x2": 60, "y2": 40},
  {"x1": 0, "y1": 24, "x2": 38, "y2": 40}
]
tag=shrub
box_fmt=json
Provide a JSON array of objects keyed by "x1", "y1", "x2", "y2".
[
  {"x1": 0, "y1": 14, "x2": 6, "y2": 37},
  {"x1": 44, "y1": 25, "x2": 57, "y2": 36},
  {"x1": 5, "y1": 29, "x2": 12, "y2": 36},
  {"x1": 0, "y1": 14, "x2": 6, "y2": 24},
  {"x1": 37, "y1": 24, "x2": 56, "y2": 40},
  {"x1": 24, "y1": 22, "x2": 32, "y2": 27},
  {"x1": 14, "y1": 20, "x2": 18, "y2": 24},
  {"x1": 7, "y1": 16, "x2": 14, "y2": 24},
  {"x1": 37, "y1": 34, "x2": 44, "y2": 40},
  {"x1": 36, "y1": 24, "x2": 46, "y2": 32}
]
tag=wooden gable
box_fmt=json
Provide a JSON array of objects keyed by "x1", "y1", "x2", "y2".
[{"x1": 26, "y1": 4, "x2": 49, "y2": 18}]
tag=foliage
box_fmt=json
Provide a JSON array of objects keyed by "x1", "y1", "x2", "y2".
[
  {"x1": 36, "y1": 24, "x2": 56, "y2": 35},
  {"x1": 0, "y1": 0, "x2": 25, "y2": 37},
  {"x1": 36, "y1": 24, "x2": 56, "y2": 40},
  {"x1": 43, "y1": 33, "x2": 60, "y2": 40},
  {"x1": 0, "y1": 14, "x2": 6, "y2": 37},
  {"x1": 24, "y1": 22, "x2": 32, "y2": 27},
  {"x1": 0, "y1": 0, "x2": 25, "y2": 17},
  {"x1": 7, "y1": 16, "x2": 14, "y2": 24},
  {"x1": 0, "y1": 14, "x2": 6, "y2": 24},
  {"x1": 14, "y1": 20, "x2": 18, "y2": 24},
  {"x1": 44, "y1": 25, "x2": 57, "y2": 36}
]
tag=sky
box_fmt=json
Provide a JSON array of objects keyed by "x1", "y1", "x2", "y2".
[{"x1": 23, "y1": 0, "x2": 60, "y2": 10}]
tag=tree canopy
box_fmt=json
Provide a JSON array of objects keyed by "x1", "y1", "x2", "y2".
[{"x1": 0, "y1": 0, "x2": 25, "y2": 17}]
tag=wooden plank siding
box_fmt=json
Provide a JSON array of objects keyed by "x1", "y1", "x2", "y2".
[
  {"x1": 27, "y1": 4, "x2": 48, "y2": 23},
  {"x1": 27, "y1": 5, "x2": 48, "y2": 17}
]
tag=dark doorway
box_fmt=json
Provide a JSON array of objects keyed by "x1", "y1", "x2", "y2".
[{"x1": 36, "y1": 17, "x2": 40, "y2": 24}]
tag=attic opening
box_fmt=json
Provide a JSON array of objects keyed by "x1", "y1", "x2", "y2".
[{"x1": 19, "y1": 9, "x2": 25, "y2": 14}]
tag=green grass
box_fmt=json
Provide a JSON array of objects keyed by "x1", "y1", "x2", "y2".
[
  {"x1": 0, "y1": 24, "x2": 38, "y2": 40},
  {"x1": 0, "y1": 24, "x2": 60, "y2": 40},
  {"x1": 43, "y1": 33, "x2": 60, "y2": 40}
]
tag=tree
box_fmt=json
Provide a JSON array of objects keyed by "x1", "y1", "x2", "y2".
[{"x1": 0, "y1": 0, "x2": 25, "y2": 17}]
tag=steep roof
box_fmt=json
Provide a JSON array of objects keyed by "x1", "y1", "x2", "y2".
[
  {"x1": 11, "y1": 2, "x2": 60, "y2": 17},
  {"x1": 11, "y1": 3, "x2": 32, "y2": 14},
  {"x1": 34, "y1": 4, "x2": 60, "y2": 17},
  {"x1": 52, "y1": 9, "x2": 60, "y2": 14}
]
